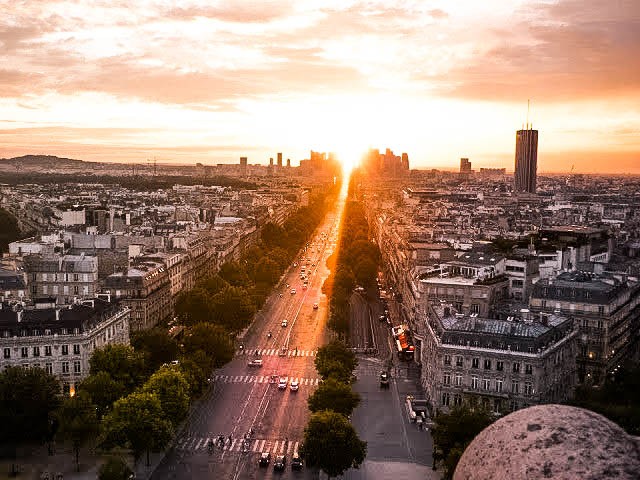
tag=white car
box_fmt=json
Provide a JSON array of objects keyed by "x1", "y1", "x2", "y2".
[
  {"x1": 278, "y1": 377, "x2": 288, "y2": 390},
  {"x1": 313, "y1": 303, "x2": 319, "y2": 309},
  {"x1": 290, "y1": 288, "x2": 296, "y2": 294},
  {"x1": 281, "y1": 319, "x2": 288, "y2": 327},
  {"x1": 290, "y1": 379, "x2": 299, "y2": 391}
]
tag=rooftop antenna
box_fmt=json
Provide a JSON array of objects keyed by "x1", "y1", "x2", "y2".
[{"x1": 526, "y1": 99, "x2": 530, "y2": 130}]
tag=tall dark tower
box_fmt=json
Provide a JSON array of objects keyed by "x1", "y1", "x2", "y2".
[{"x1": 514, "y1": 127, "x2": 538, "y2": 193}]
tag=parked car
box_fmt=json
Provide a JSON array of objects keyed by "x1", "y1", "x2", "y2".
[
  {"x1": 290, "y1": 379, "x2": 299, "y2": 391},
  {"x1": 248, "y1": 358, "x2": 263, "y2": 367},
  {"x1": 380, "y1": 371, "x2": 390, "y2": 388},
  {"x1": 281, "y1": 319, "x2": 288, "y2": 327},
  {"x1": 278, "y1": 377, "x2": 288, "y2": 389}
]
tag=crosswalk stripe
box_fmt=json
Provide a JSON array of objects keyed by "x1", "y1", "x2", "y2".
[
  {"x1": 315, "y1": 378, "x2": 319, "y2": 385},
  {"x1": 252, "y1": 439, "x2": 260, "y2": 451},
  {"x1": 293, "y1": 441, "x2": 299, "y2": 456},
  {"x1": 258, "y1": 439, "x2": 266, "y2": 452},
  {"x1": 229, "y1": 439, "x2": 236, "y2": 451},
  {"x1": 272, "y1": 440, "x2": 279, "y2": 454},
  {"x1": 195, "y1": 438, "x2": 203, "y2": 450},
  {"x1": 258, "y1": 375, "x2": 264, "y2": 383}
]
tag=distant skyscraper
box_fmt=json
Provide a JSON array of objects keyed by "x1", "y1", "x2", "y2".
[
  {"x1": 277, "y1": 152, "x2": 283, "y2": 168},
  {"x1": 286, "y1": 158, "x2": 291, "y2": 168},
  {"x1": 514, "y1": 128, "x2": 538, "y2": 193},
  {"x1": 460, "y1": 158, "x2": 472, "y2": 173},
  {"x1": 239, "y1": 156, "x2": 247, "y2": 176}
]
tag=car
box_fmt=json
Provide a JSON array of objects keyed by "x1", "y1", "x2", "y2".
[
  {"x1": 274, "y1": 454, "x2": 286, "y2": 471},
  {"x1": 313, "y1": 303, "x2": 319, "y2": 309},
  {"x1": 278, "y1": 377, "x2": 288, "y2": 389},
  {"x1": 312, "y1": 263, "x2": 316, "y2": 267},
  {"x1": 302, "y1": 284, "x2": 307, "y2": 290},
  {"x1": 281, "y1": 319, "x2": 288, "y2": 327},
  {"x1": 290, "y1": 289, "x2": 296, "y2": 294},
  {"x1": 380, "y1": 371, "x2": 390, "y2": 388},
  {"x1": 290, "y1": 379, "x2": 299, "y2": 391},
  {"x1": 259, "y1": 451, "x2": 271, "y2": 466},
  {"x1": 291, "y1": 454, "x2": 303, "y2": 470},
  {"x1": 249, "y1": 358, "x2": 263, "y2": 367},
  {"x1": 379, "y1": 314, "x2": 386, "y2": 322}
]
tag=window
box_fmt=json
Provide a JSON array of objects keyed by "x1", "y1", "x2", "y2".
[
  {"x1": 598, "y1": 306, "x2": 605, "y2": 315},
  {"x1": 74, "y1": 274, "x2": 79, "y2": 281},
  {"x1": 493, "y1": 399, "x2": 502, "y2": 413},
  {"x1": 443, "y1": 373, "x2": 451, "y2": 385},
  {"x1": 484, "y1": 359, "x2": 491, "y2": 370},
  {"x1": 74, "y1": 327, "x2": 79, "y2": 335},
  {"x1": 45, "y1": 346, "x2": 52, "y2": 356},
  {"x1": 73, "y1": 360, "x2": 81, "y2": 375},
  {"x1": 597, "y1": 320, "x2": 603, "y2": 329},
  {"x1": 62, "y1": 362, "x2": 70, "y2": 375},
  {"x1": 33, "y1": 346, "x2": 40, "y2": 357},
  {"x1": 444, "y1": 354, "x2": 451, "y2": 366},
  {"x1": 512, "y1": 362, "x2": 521, "y2": 373},
  {"x1": 472, "y1": 358, "x2": 479, "y2": 369},
  {"x1": 471, "y1": 304, "x2": 480, "y2": 314},
  {"x1": 511, "y1": 380, "x2": 519, "y2": 394},
  {"x1": 524, "y1": 382, "x2": 533, "y2": 396},
  {"x1": 582, "y1": 318, "x2": 589, "y2": 328},
  {"x1": 455, "y1": 356, "x2": 463, "y2": 367},
  {"x1": 525, "y1": 364, "x2": 533, "y2": 375},
  {"x1": 509, "y1": 400, "x2": 518, "y2": 412},
  {"x1": 471, "y1": 375, "x2": 479, "y2": 389},
  {"x1": 33, "y1": 329, "x2": 39, "y2": 336},
  {"x1": 21, "y1": 347, "x2": 28, "y2": 358},
  {"x1": 45, "y1": 362, "x2": 53, "y2": 374},
  {"x1": 61, "y1": 345, "x2": 69, "y2": 355},
  {"x1": 73, "y1": 286, "x2": 79, "y2": 295},
  {"x1": 73, "y1": 344, "x2": 80, "y2": 355},
  {"x1": 454, "y1": 374, "x2": 463, "y2": 386},
  {"x1": 482, "y1": 378, "x2": 491, "y2": 390},
  {"x1": 496, "y1": 361, "x2": 504, "y2": 371},
  {"x1": 3, "y1": 348, "x2": 9, "y2": 359},
  {"x1": 541, "y1": 300, "x2": 547, "y2": 308},
  {"x1": 61, "y1": 328, "x2": 67, "y2": 335},
  {"x1": 44, "y1": 329, "x2": 51, "y2": 336},
  {"x1": 453, "y1": 394, "x2": 462, "y2": 406},
  {"x1": 441, "y1": 392, "x2": 450, "y2": 406},
  {"x1": 496, "y1": 379, "x2": 503, "y2": 392},
  {"x1": 512, "y1": 279, "x2": 524, "y2": 288}
]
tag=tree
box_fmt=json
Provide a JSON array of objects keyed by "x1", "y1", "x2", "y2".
[
  {"x1": 78, "y1": 371, "x2": 126, "y2": 419},
  {"x1": 178, "y1": 350, "x2": 211, "y2": 396},
  {"x1": 56, "y1": 391, "x2": 99, "y2": 472},
  {"x1": 183, "y1": 323, "x2": 234, "y2": 368},
  {"x1": 100, "y1": 392, "x2": 173, "y2": 466},
  {"x1": 89, "y1": 344, "x2": 146, "y2": 391},
  {"x1": 210, "y1": 285, "x2": 255, "y2": 331},
  {"x1": 142, "y1": 367, "x2": 190, "y2": 427},
  {"x1": 218, "y1": 261, "x2": 252, "y2": 287},
  {"x1": 431, "y1": 405, "x2": 494, "y2": 479},
  {"x1": 260, "y1": 222, "x2": 286, "y2": 249},
  {"x1": 0, "y1": 366, "x2": 61, "y2": 445},
  {"x1": 199, "y1": 273, "x2": 228, "y2": 295},
  {"x1": 130, "y1": 328, "x2": 179, "y2": 375},
  {"x1": 308, "y1": 378, "x2": 360, "y2": 417},
  {"x1": 315, "y1": 340, "x2": 358, "y2": 382},
  {"x1": 0, "y1": 207, "x2": 22, "y2": 252},
  {"x1": 301, "y1": 410, "x2": 366, "y2": 478},
  {"x1": 98, "y1": 456, "x2": 133, "y2": 480},
  {"x1": 174, "y1": 287, "x2": 213, "y2": 326},
  {"x1": 252, "y1": 256, "x2": 281, "y2": 285}
]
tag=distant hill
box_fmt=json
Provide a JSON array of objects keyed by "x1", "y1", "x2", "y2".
[{"x1": 0, "y1": 155, "x2": 93, "y2": 167}]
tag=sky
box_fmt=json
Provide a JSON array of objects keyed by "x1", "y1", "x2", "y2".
[{"x1": 0, "y1": 0, "x2": 639, "y2": 173}]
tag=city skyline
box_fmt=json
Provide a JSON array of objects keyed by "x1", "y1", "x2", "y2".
[{"x1": 1, "y1": 1, "x2": 639, "y2": 173}]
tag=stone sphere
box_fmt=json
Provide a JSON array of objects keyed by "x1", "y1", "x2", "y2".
[{"x1": 454, "y1": 404, "x2": 640, "y2": 480}]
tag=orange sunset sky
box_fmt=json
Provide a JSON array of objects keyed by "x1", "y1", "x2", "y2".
[{"x1": 1, "y1": 0, "x2": 639, "y2": 173}]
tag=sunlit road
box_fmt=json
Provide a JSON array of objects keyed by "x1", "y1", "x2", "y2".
[{"x1": 150, "y1": 210, "x2": 341, "y2": 480}]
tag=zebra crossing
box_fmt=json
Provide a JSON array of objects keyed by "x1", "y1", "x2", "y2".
[
  {"x1": 236, "y1": 348, "x2": 317, "y2": 357},
  {"x1": 176, "y1": 436, "x2": 300, "y2": 456},
  {"x1": 213, "y1": 374, "x2": 321, "y2": 385}
]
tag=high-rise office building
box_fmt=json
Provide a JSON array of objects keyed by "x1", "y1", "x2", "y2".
[
  {"x1": 239, "y1": 156, "x2": 247, "y2": 176},
  {"x1": 514, "y1": 128, "x2": 538, "y2": 193},
  {"x1": 277, "y1": 152, "x2": 283, "y2": 168},
  {"x1": 460, "y1": 158, "x2": 472, "y2": 173}
]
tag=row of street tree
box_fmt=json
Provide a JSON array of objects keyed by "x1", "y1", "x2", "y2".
[
  {"x1": 300, "y1": 340, "x2": 367, "y2": 478},
  {"x1": 323, "y1": 196, "x2": 381, "y2": 336}
]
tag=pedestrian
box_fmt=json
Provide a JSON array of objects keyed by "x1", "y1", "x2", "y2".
[{"x1": 228, "y1": 435, "x2": 232, "y2": 445}]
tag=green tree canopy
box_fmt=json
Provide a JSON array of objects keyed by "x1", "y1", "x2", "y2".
[
  {"x1": 178, "y1": 350, "x2": 211, "y2": 396},
  {"x1": 142, "y1": 367, "x2": 190, "y2": 427},
  {"x1": 218, "y1": 261, "x2": 252, "y2": 287},
  {"x1": 0, "y1": 366, "x2": 61, "y2": 445},
  {"x1": 56, "y1": 391, "x2": 99, "y2": 472},
  {"x1": 301, "y1": 410, "x2": 367, "y2": 478},
  {"x1": 199, "y1": 273, "x2": 229, "y2": 295},
  {"x1": 211, "y1": 285, "x2": 255, "y2": 331},
  {"x1": 183, "y1": 323, "x2": 234, "y2": 368},
  {"x1": 100, "y1": 391, "x2": 173, "y2": 465},
  {"x1": 315, "y1": 340, "x2": 358, "y2": 382},
  {"x1": 431, "y1": 405, "x2": 494, "y2": 479},
  {"x1": 260, "y1": 222, "x2": 287, "y2": 249},
  {"x1": 130, "y1": 328, "x2": 179, "y2": 375},
  {"x1": 89, "y1": 344, "x2": 146, "y2": 391},
  {"x1": 174, "y1": 287, "x2": 213, "y2": 326},
  {"x1": 78, "y1": 371, "x2": 126, "y2": 419},
  {"x1": 308, "y1": 378, "x2": 361, "y2": 417},
  {"x1": 98, "y1": 457, "x2": 133, "y2": 480},
  {"x1": 0, "y1": 207, "x2": 22, "y2": 253},
  {"x1": 252, "y1": 256, "x2": 281, "y2": 285}
]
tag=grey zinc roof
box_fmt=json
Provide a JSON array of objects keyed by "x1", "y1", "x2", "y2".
[{"x1": 442, "y1": 316, "x2": 549, "y2": 338}]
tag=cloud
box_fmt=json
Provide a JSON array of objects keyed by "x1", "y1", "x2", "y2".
[
  {"x1": 164, "y1": 2, "x2": 293, "y2": 23},
  {"x1": 428, "y1": 0, "x2": 640, "y2": 101},
  {"x1": 428, "y1": 9, "x2": 448, "y2": 20}
]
